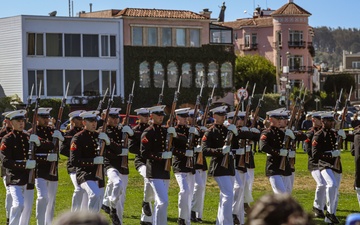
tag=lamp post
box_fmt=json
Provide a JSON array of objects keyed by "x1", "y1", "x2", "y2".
[{"x1": 314, "y1": 97, "x2": 320, "y2": 111}]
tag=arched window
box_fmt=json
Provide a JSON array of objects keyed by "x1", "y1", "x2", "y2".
[
  {"x1": 139, "y1": 61, "x2": 150, "y2": 88},
  {"x1": 167, "y1": 61, "x2": 178, "y2": 88},
  {"x1": 208, "y1": 62, "x2": 218, "y2": 88},
  {"x1": 153, "y1": 61, "x2": 164, "y2": 88},
  {"x1": 221, "y1": 62, "x2": 233, "y2": 88},
  {"x1": 195, "y1": 63, "x2": 205, "y2": 88},
  {"x1": 181, "y1": 63, "x2": 192, "y2": 88}
]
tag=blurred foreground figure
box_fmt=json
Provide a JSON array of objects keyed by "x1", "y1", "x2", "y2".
[{"x1": 52, "y1": 210, "x2": 108, "y2": 225}]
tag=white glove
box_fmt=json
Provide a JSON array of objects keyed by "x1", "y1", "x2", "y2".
[
  {"x1": 52, "y1": 130, "x2": 64, "y2": 142},
  {"x1": 200, "y1": 126, "x2": 207, "y2": 132},
  {"x1": 250, "y1": 127, "x2": 260, "y2": 134},
  {"x1": 98, "y1": 132, "x2": 110, "y2": 145},
  {"x1": 185, "y1": 150, "x2": 194, "y2": 157},
  {"x1": 29, "y1": 134, "x2": 40, "y2": 147},
  {"x1": 46, "y1": 153, "x2": 58, "y2": 162},
  {"x1": 194, "y1": 145, "x2": 202, "y2": 153},
  {"x1": 189, "y1": 127, "x2": 199, "y2": 136},
  {"x1": 222, "y1": 145, "x2": 231, "y2": 154},
  {"x1": 236, "y1": 148, "x2": 245, "y2": 155},
  {"x1": 337, "y1": 129, "x2": 346, "y2": 139},
  {"x1": 162, "y1": 151, "x2": 172, "y2": 159},
  {"x1": 241, "y1": 126, "x2": 249, "y2": 132},
  {"x1": 245, "y1": 146, "x2": 251, "y2": 152},
  {"x1": 288, "y1": 151, "x2": 296, "y2": 158},
  {"x1": 227, "y1": 124, "x2": 238, "y2": 136},
  {"x1": 285, "y1": 129, "x2": 295, "y2": 140},
  {"x1": 122, "y1": 125, "x2": 134, "y2": 136},
  {"x1": 167, "y1": 127, "x2": 177, "y2": 138},
  {"x1": 93, "y1": 156, "x2": 104, "y2": 164},
  {"x1": 25, "y1": 160, "x2": 36, "y2": 169},
  {"x1": 120, "y1": 148, "x2": 129, "y2": 156},
  {"x1": 331, "y1": 150, "x2": 341, "y2": 157},
  {"x1": 279, "y1": 149, "x2": 288, "y2": 156}
]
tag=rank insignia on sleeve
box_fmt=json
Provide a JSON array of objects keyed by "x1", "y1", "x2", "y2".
[
  {"x1": 202, "y1": 135, "x2": 207, "y2": 142},
  {"x1": 0, "y1": 143, "x2": 6, "y2": 151},
  {"x1": 141, "y1": 137, "x2": 149, "y2": 144},
  {"x1": 70, "y1": 143, "x2": 77, "y2": 151},
  {"x1": 312, "y1": 140, "x2": 318, "y2": 146},
  {"x1": 260, "y1": 134, "x2": 267, "y2": 140}
]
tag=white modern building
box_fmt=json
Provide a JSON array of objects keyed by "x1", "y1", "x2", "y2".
[{"x1": 0, "y1": 15, "x2": 124, "y2": 103}]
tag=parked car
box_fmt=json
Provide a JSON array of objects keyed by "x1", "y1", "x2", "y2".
[{"x1": 120, "y1": 114, "x2": 138, "y2": 127}]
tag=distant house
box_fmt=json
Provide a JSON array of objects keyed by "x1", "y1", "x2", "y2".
[{"x1": 0, "y1": 15, "x2": 124, "y2": 103}]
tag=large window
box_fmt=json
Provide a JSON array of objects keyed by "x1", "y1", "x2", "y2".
[
  {"x1": 289, "y1": 55, "x2": 303, "y2": 71},
  {"x1": 83, "y1": 70, "x2": 99, "y2": 95},
  {"x1": 353, "y1": 61, "x2": 360, "y2": 69},
  {"x1": 176, "y1": 29, "x2": 186, "y2": 47},
  {"x1": 162, "y1": 28, "x2": 172, "y2": 46},
  {"x1": 167, "y1": 62, "x2": 178, "y2": 88},
  {"x1": 65, "y1": 34, "x2": 81, "y2": 57},
  {"x1": 208, "y1": 62, "x2": 218, "y2": 88},
  {"x1": 252, "y1": 34, "x2": 257, "y2": 46},
  {"x1": 289, "y1": 30, "x2": 303, "y2": 46},
  {"x1": 28, "y1": 33, "x2": 44, "y2": 56},
  {"x1": 147, "y1": 27, "x2": 157, "y2": 46},
  {"x1": 83, "y1": 34, "x2": 99, "y2": 57},
  {"x1": 65, "y1": 70, "x2": 82, "y2": 96},
  {"x1": 46, "y1": 33, "x2": 62, "y2": 56},
  {"x1": 221, "y1": 62, "x2": 232, "y2": 88},
  {"x1": 28, "y1": 70, "x2": 44, "y2": 96},
  {"x1": 101, "y1": 35, "x2": 116, "y2": 57},
  {"x1": 245, "y1": 35, "x2": 250, "y2": 48},
  {"x1": 132, "y1": 27, "x2": 143, "y2": 46},
  {"x1": 154, "y1": 61, "x2": 164, "y2": 88},
  {"x1": 181, "y1": 63, "x2": 192, "y2": 88},
  {"x1": 210, "y1": 30, "x2": 232, "y2": 44},
  {"x1": 195, "y1": 63, "x2": 205, "y2": 88},
  {"x1": 190, "y1": 29, "x2": 200, "y2": 47},
  {"x1": 102, "y1": 71, "x2": 116, "y2": 95},
  {"x1": 46, "y1": 70, "x2": 63, "y2": 96},
  {"x1": 139, "y1": 61, "x2": 150, "y2": 88}
]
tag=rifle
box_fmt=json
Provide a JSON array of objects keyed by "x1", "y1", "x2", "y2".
[
  {"x1": 186, "y1": 81, "x2": 204, "y2": 168},
  {"x1": 334, "y1": 86, "x2": 352, "y2": 170},
  {"x1": 49, "y1": 82, "x2": 69, "y2": 176},
  {"x1": 97, "y1": 88, "x2": 109, "y2": 112},
  {"x1": 196, "y1": 84, "x2": 216, "y2": 165},
  {"x1": 251, "y1": 86, "x2": 266, "y2": 128},
  {"x1": 333, "y1": 88, "x2": 343, "y2": 113},
  {"x1": 221, "y1": 82, "x2": 249, "y2": 168},
  {"x1": 28, "y1": 80, "x2": 42, "y2": 185},
  {"x1": 243, "y1": 83, "x2": 256, "y2": 166},
  {"x1": 157, "y1": 80, "x2": 165, "y2": 105},
  {"x1": 25, "y1": 84, "x2": 34, "y2": 117},
  {"x1": 95, "y1": 85, "x2": 116, "y2": 180},
  {"x1": 121, "y1": 81, "x2": 135, "y2": 169},
  {"x1": 164, "y1": 76, "x2": 182, "y2": 171}
]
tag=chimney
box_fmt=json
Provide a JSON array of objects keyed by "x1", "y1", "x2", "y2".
[
  {"x1": 89, "y1": 3, "x2": 92, "y2": 13},
  {"x1": 200, "y1": 8, "x2": 212, "y2": 19}
]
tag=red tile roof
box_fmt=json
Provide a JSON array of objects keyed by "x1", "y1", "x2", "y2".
[
  {"x1": 116, "y1": 8, "x2": 208, "y2": 20},
  {"x1": 221, "y1": 17, "x2": 273, "y2": 29},
  {"x1": 271, "y1": 2, "x2": 311, "y2": 16}
]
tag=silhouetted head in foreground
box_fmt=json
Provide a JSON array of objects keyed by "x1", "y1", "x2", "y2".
[{"x1": 52, "y1": 210, "x2": 109, "y2": 225}]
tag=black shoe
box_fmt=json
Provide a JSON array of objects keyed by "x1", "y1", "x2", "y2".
[
  {"x1": 142, "y1": 201, "x2": 152, "y2": 216},
  {"x1": 101, "y1": 204, "x2": 110, "y2": 214},
  {"x1": 244, "y1": 203, "x2": 251, "y2": 214},
  {"x1": 191, "y1": 211, "x2": 198, "y2": 222},
  {"x1": 6, "y1": 218, "x2": 9, "y2": 225},
  {"x1": 325, "y1": 211, "x2": 340, "y2": 224},
  {"x1": 197, "y1": 218, "x2": 203, "y2": 223},
  {"x1": 140, "y1": 222, "x2": 152, "y2": 225},
  {"x1": 177, "y1": 218, "x2": 186, "y2": 225},
  {"x1": 233, "y1": 214, "x2": 241, "y2": 225},
  {"x1": 110, "y1": 207, "x2": 121, "y2": 225},
  {"x1": 312, "y1": 207, "x2": 325, "y2": 218}
]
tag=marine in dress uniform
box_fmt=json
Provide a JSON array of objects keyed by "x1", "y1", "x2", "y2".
[
  {"x1": 258, "y1": 109, "x2": 295, "y2": 194},
  {"x1": 0, "y1": 110, "x2": 50, "y2": 225},
  {"x1": 0, "y1": 111, "x2": 13, "y2": 224},
  {"x1": 128, "y1": 108, "x2": 153, "y2": 225},
  {"x1": 172, "y1": 108, "x2": 196, "y2": 225},
  {"x1": 31, "y1": 108, "x2": 63, "y2": 225},
  {"x1": 59, "y1": 110, "x2": 87, "y2": 211},
  {"x1": 303, "y1": 112, "x2": 326, "y2": 218},
  {"x1": 312, "y1": 112, "x2": 345, "y2": 224},
  {"x1": 102, "y1": 108, "x2": 134, "y2": 225},
  {"x1": 69, "y1": 110, "x2": 111, "y2": 212},
  {"x1": 140, "y1": 105, "x2": 178, "y2": 225},
  {"x1": 189, "y1": 109, "x2": 207, "y2": 223},
  {"x1": 202, "y1": 106, "x2": 236, "y2": 225}
]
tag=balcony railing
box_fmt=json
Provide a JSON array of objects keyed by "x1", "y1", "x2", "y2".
[
  {"x1": 288, "y1": 41, "x2": 306, "y2": 48},
  {"x1": 289, "y1": 66, "x2": 314, "y2": 73},
  {"x1": 240, "y1": 43, "x2": 258, "y2": 51}
]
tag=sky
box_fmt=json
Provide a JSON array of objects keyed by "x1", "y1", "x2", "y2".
[{"x1": 0, "y1": 0, "x2": 359, "y2": 29}]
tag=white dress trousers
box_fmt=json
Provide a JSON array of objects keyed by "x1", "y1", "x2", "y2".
[
  {"x1": 311, "y1": 169, "x2": 326, "y2": 210},
  {"x1": 19, "y1": 187, "x2": 34, "y2": 225},
  {"x1": 232, "y1": 170, "x2": 246, "y2": 224},
  {"x1": 244, "y1": 168, "x2": 254, "y2": 203},
  {"x1": 214, "y1": 175, "x2": 235, "y2": 225},
  {"x1": 321, "y1": 169, "x2": 341, "y2": 215},
  {"x1": 35, "y1": 178, "x2": 58, "y2": 225},
  {"x1": 3, "y1": 176, "x2": 12, "y2": 219},
  {"x1": 191, "y1": 169, "x2": 207, "y2": 219},
  {"x1": 175, "y1": 172, "x2": 195, "y2": 225},
  {"x1": 69, "y1": 172, "x2": 88, "y2": 211},
  {"x1": 9, "y1": 184, "x2": 34, "y2": 225},
  {"x1": 149, "y1": 178, "x2": 170, "y2": 225},
  {"x1": 80, "y1": 180, "x2": 102, "y2": 212},
  {"x1": 138, "y1": 165, "x2": 154, "y2": 223},
  {"x1": 269, "y1": 175, "x2": 288, "y2": 194}
]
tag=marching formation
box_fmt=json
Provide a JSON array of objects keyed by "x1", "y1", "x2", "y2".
[{"x1": 0, "y1": 81, "x2": 359, "y2": 225}]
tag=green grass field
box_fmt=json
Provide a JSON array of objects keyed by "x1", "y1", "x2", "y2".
[{"x1": 0, "y1": 147, "x2": 358, "y2": 224}]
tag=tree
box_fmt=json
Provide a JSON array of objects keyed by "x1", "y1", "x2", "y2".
[
  {"x1": 234, "y1": 54, "x2": 276, "y2": 93},
  {"x1": 322, "y1": 73, "x2": 355, "y2": 105}
]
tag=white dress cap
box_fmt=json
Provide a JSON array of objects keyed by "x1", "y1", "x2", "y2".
[
  {"x1": 68, "y1": 110, "x2": 86, "y2": 120},
  {"x1": 175, "y1": 107, "x2": 190, "y2": 116},
  {"x1": 37, "y1": 107, "x2": 52, "y2": 116},
  {"x1": 79, "y1": 110, "x2": 99, "y2": 119},
  {"x1": 7, "y1": 110, "x2": 26, "y2": 120},
  {"x1": 134, "y1": 108, "x2": 150, "y2": 115},
  {"x1": 103, "y1": 108, "x2": 121, "y2": 115},
  {"x1": 148, "y1": 105, "x2": 166, "y2": 114},
  {"x1": 210, "y1": 105, "x2": 228, "y2": 115}
]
